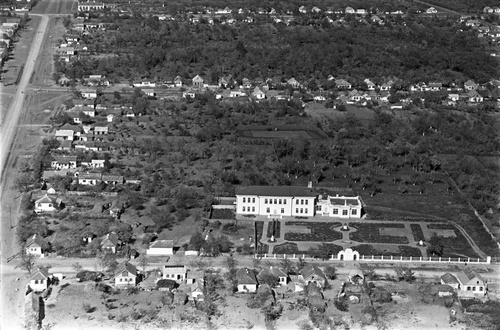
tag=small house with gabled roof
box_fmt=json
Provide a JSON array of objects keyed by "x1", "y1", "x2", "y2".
[
  {"x1": 34, "y1": 194, "x2": 63, "y2": 214},
  {"x1": 26, "y1": 234, "x2": 48, "y2": 257},
  {"x1": 257, "y1": 266, "x2": 288, "y2": 286},
  {"x1": 191, "y1": 280, "x2": 204, "y2": 301},
  {"x1": 300, "y1": 264, "x2": 326, "y2": 288},
  {"x1": 441, "y1": 267, "x2": 486, "y2": 296},
  {"x1": 236, "y1": 268, "x2": 258, "y2": 293},
  {"x1": 192, "y1": 75, "x2": 204, "y2": 89},
  {"x1": 317, "y1": 194, "x2": 362, "y2": 218},
  {"x1": 101, "y1": 232, "x2": 119, "y2": 253},
  {"x1": 30, "y1": 267, "x2": 51, "y2": 292},
  {"x1": 114, "y1": 262, "x2": 137, "y2": 286}
]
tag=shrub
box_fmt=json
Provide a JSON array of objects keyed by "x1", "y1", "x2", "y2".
[{"x1": 82, "y1": 303, "x2": 96, "y2": 313}]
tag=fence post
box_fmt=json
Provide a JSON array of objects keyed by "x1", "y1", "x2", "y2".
[
  {"x1": 400, "y1": 256, "x2": 402, "y2": 261},
  {"x1": 420, "y1": 257, "x2": 422, "y2": 261},
  {"x1": 273, "y1": 254, "x2": 276, "y2": 259},
  {"x1": 372, "y1": 255, "x2": 374, "y2": 260},
  {"x1": 410, "y1": 256, "x2": 412, "y2": 261},
  {"x1": 283, "y1": 254, "x2": 286, "y2": 259},
  {"x1": 449, "y1": 257, "x2": 451, "y2": 262},
  {"x1": 439, "y1": 257, "x2": 441, "y2": 262},
  {"x1": 458, "y1": 258, "x2": 460, "y2": 262},
  {"x1": 487, "y1": 256, "x2": 491, "y2": 264},
  {"x1": 293, "y1": 254, "x2": 296, "y2": 259},
  {"x1": 391, "y1": 256, "x2": 393, "y2": 261},
  {"x1": 303, "y1": 254, "x2": 305, "y2": 259},
  {"x1": 467, "y1": 258, "x2": 470, "y2": 263}
]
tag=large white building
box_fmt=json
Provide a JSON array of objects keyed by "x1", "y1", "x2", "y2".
[
  {"x1": 236, "y1": 186, "x2": 316, "y2": 218},
  {"x1": 235, "y1": 186, "x2": 362, "y2": 219}
]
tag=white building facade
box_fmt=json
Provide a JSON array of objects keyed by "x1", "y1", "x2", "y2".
[{"x1": 236, "y1": 186, "x2": 316, "y2": 218}]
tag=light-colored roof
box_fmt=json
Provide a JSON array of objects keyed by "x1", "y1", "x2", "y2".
[
  {"x1": 31, "y1": 267, "x2": 50, "y2": 281},
  {"x1": 235, "y1": 186, "x2": 316, "y2": 197},
  {"x1": 149, "y1": 240, "x2": 174, "y2": 249}
]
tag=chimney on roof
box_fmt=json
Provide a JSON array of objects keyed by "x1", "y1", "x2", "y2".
[{"x1": 307, "y1": 181, "x2": 312, "y2": 189}]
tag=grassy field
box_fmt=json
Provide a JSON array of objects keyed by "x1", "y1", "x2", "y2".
[{"x1": 283, "y1": 221, "x2": 342, "y2": 241}]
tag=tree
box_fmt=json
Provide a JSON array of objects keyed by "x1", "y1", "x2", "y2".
[
  {"x1": 259, "y1": 273, "x2": 279, "y2": 287},
  {"x1": 395, "y1": 266, "x2": 415, "y2": 283},
  {"x1": 138, "y1": 254, "x2": 149, "y2": 273},
  {"x1": 427, "y1": 233, "x2": 444, "y2": 257},
  {"x1": 189, "y1": 231, "x2": 206, "y2": 252},
  {"x1": 96, "y1": 252, "x2": 118, "y2": 273},
  {"x1": 17, "y1": 250, "x2": 36, "y2": 275},
  {"x1": 324, "y1": 266, "x2": 337, "y2": 280}
]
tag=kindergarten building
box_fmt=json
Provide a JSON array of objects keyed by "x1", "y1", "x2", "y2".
[{"x1": 235, "y1": 185, "x2": 362, "y2": 219}]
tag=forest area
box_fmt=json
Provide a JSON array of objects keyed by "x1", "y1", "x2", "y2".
[{"x1": 57, "y1": 14, "x2": 498, "y2": 86}]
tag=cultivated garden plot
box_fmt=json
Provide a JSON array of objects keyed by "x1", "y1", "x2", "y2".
[
  {"x1": 283, "y1": 221, "x2": 342, "y2": 242},
  {"x1": 425, "y1": 223, "x2": 480, "y2": 258},
  {"x1": 352, "y1": 244, "x2": 423, "y2": 258},
  {"x1": 349, "y1": 223, "x2": 410, "y2": 245}
]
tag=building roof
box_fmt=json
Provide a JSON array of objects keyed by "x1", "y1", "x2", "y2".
[
  {"x1": 191, "y1": 280, "x2": 204, "y2": 292},
  {"x1": 235, "y1": 186, "x2": 316, "y2": 197},
  {"x1": 300, "y1": 264, "x2": 326, "y2": 280},
  {"x1": 52, "y1": 155, "x2": 77, "y2": 163},
  {"x1": 163, "y1": 265, "x2": 186, "y2": 273},
  {"x1": 258, "y1": 267, "x2": 287, "y2": 280},
  {"x1": 440, "y1": 273, "x2": 459, "y2": 284},
  {"x1": 149, "y1": 240, "x2": 174, "y2": 249},
  {"x1": 79, "y1": 172, "x2": 102, "y2": 180},
  {"x1": 236, "y1": 268, "x2": 258, "y2": 285},
  {"x1": 329, "y1": 197, "x2": 359, "y2": 206},
  {"x1": 115, "y1": 261, "x2": 137, "y2": 277},
  {"x1": 31, "y1": 267, "x2": 50, "y2": 281},
  {"x1": 101, "y1": 232, "x2": 119, "y2": 247},
  {"x1": 26, "y1": 234, "x2": 47, "y2": 249},
  {"x1": 456, "y1": 267, "x2": 484, "y2": 285}
]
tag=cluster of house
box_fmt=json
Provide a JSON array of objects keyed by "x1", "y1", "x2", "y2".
[
  {"x1": 235, "y1": 185, "x2": 363, "y2": 219},
  {"x1": 440, "y1": 266, "x2": 487, "y2": 298},
  {"x1": 464, "y1": 16, "x2": 500, "y2": 55},
  {"x1": 0, "y1": 17, "x2": 21, "y2": 65}
]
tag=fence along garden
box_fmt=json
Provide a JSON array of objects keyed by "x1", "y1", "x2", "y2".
[{"x1": 254, "y1": 253, "x2": 493, "y2": 265}]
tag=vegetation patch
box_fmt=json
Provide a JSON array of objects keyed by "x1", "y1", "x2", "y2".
[
  {"x1": 283, "y1": 221, "x2": 342, "y2": 241},
  {"x1": 210, "y1": 208, "x2": 235, "y2": 220},
  {"x1": 352, "y1": 244, "x2": 422, "y2": 257},
  {"x1": 273, "y1": 242, "x2": 307, "y2": 255},
  {"x1": 266, "y1": 220, "x2": 281, "y2": 239},
  {"x1": 349, "y1": 223, "x2": 409, "y2": 244},
  {"x1": 410, "y1": 224, "x2": 425, "y2": 242}
]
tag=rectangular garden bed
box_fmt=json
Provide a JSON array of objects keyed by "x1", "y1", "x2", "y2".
[
  {"x1": 349, "y1": 223, "x2": 409, "y2": 244},
  {"x1": 266, "y1": 220, "x2": 281, "y2": 239},
  {"x1": 352, "y1": 244, "x2": 422, "y2": 257},
  {"x1": 410, "y1": 224, "x2": 425, "y2": 242},
  {"x1": 283, "y1": 221, "x2": 342, "y2": 241}
]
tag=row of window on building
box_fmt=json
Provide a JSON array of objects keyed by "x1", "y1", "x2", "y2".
[
  {"x1": 332, "y1": 209, "x2": 357, "y2": 215},
  {"x1": 241, "y1": 197, "x2": 309, "y2": 205}
]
